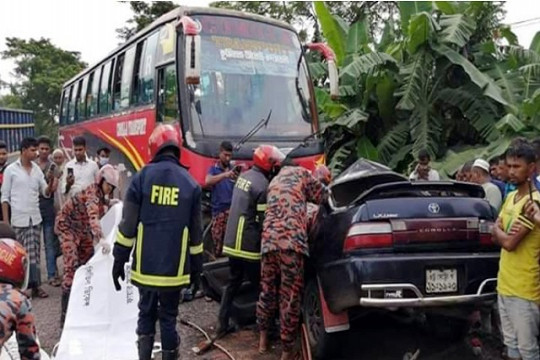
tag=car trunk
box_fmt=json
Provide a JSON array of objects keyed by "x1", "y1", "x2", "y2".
[
  {"x1": 328, "y1": 161, "x2": 496, "y2": 253},
  {"x1": 340, "y1": 182, "x2": 496, "y2": 253}
]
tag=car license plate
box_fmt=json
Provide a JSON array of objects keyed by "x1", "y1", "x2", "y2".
[{"x1": 425, "y1": 269, "x2": 458, "y2": 293}]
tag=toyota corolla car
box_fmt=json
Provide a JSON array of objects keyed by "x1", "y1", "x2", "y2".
[{"x1": 202, "y1": 159, "x2": 499, "y2": 359}]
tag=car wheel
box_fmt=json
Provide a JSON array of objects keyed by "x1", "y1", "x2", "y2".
[
  {"x1": 303, "y1": 280, "x2": 339, "y2": 359},
  {"x1": 424, "y1": 313, "x2": 470, "y2": 341}
]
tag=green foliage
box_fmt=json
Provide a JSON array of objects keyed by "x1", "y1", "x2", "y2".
[
  {"x1": 439, "y1": 14, "x2": 476, "y2": 47},
  {"x1": 1, "y1": 38, "x2": 86, "y2": 142},
  {"x1": 310, "y1": 1, "x2": 536, "y2": 177},
  {"x1": 116, "y1": 1, "x2": 177, "y2": 41},
  {"x1": 314, "y1": 2, "x2": 348, "y2": 65}
]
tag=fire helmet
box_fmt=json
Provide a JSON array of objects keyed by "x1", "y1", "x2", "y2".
[
  {"x1": 313, "y1": 164, "x2": 332, "y2": 186},
  {"x1": 0, "y1": 239, "x2": 29, "y2": 290},
  {"x1": 253, "y1": 145, "x2": 286, "y2": 172},
  {"x1": 149, "y1": 124, "x2": 182, "y2": 158},
  {"x1": 96, "y1": 164, "x2": 119, "y2": 188}
]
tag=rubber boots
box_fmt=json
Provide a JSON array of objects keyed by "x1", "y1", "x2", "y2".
[
  {"x1": 137, "y1": 335, "x2": 154, "y2": 360},
  {"x1": 60, "y1": 291, "x2": 70, "y2": 327},
  {"x1": 161, "y1": 348, "x2": 179, "y2": 360}
]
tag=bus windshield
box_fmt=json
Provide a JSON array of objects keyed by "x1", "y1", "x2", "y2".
[{"x1": 186, "y1": 15, "x2": 313, "y2": 141}]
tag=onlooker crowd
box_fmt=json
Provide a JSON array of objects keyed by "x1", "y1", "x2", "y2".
[
  {"x1": 410, "y1": 139, "x2": 540, "y2": 360},
  {"x1": 0, "y1": 135, "x2": 104, "y2": 301}
]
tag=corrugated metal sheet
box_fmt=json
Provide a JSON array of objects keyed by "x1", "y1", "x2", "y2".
[{"x1": 0, "y1": 108, "x2": 35, "y2": 153}]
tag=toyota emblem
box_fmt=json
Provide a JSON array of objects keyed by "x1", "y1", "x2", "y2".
[{"x1": 428, "y1": 203, "x2": 440, "y2": 214}]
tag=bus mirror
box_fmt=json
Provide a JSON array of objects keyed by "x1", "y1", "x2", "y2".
[
  {"x1": 184, "y1": 35, "x2": 201, "y2": 84},
  {"x1": 178, "y1": 16, "x2": 201, "y2": 85},
  {"x1": 306, "y1": 43, "x2": 339, "y2": 100}
]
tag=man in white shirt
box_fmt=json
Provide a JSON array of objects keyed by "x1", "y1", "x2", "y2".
[
  {"x1": 470, "y1": 159, "x2": 502, "y2": 211},
  {"x1": 60, "y1": 136, "x2": 99, "y2": 198},
  {"x1": 1, "y1": 137, "x2": 57, "y2": 298},
  {"x1": 409, "y1": 149, "x2": 440, "y2": 181}
]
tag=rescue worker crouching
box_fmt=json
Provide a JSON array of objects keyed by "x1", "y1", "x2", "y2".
[
  {"x1": 112, "y1": 124, "x2": 203, "y2": 360},
  {"x1": 0, "y1": 223, "x2": 41, "y2": 360},
  {"x1": 217, "y1": 145, "x2": 286, "y2": 336},
  {"x1": 257, "y1": 158, "x2": 327, "y2": 360},
  {"x1": 55, "y1": 164, "x2": 119, "y2": 326}
]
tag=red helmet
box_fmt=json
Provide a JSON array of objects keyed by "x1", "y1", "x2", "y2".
[
  {"x1": 0, "y1": 239, "x2": 29, "y2": 290},
  {"x1": 313, "y1": 165, "x2": 332, "y2": 185},
  {"x1": 149, "y1": 124, "x2": 182, "y2": 158},
  {"x1": 253, "y1": 145, "x2": 285, "y2": 172}
]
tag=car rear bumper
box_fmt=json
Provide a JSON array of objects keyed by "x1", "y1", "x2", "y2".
[
  {"x1": 359, "y1": 278, "x2": 496, "y2": 307},
  {"x1": 318, "y1": 252, "x2": 499, "y2": 313}
]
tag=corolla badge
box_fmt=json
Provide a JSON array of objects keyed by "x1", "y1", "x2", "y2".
[{"x1": 428, "y1": 203, "x2": 440, "y2": 214}]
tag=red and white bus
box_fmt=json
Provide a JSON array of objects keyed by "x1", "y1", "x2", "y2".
[{"x1": 58, "y1": 6, "x2": 336, "y2": 188}]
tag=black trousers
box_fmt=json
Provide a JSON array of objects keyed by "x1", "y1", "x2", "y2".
[
  {"x1": 218, "y1": 257, "x2": 261, "y2": 326},
  {"x1": 137, "y1": 288, "x2": 181, "y2": 350}
]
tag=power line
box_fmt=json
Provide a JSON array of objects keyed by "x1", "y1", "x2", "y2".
[
  {"x1": 507, "y1": 17, "x2": 540, "y2": 26},
  {"x1": 511, "y1": 20, "x2": 540, "y2": 29}
]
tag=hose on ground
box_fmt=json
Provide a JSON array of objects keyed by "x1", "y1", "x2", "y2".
[{"x1": 179, "y1": 318, "x2": 236, "y2": 360}]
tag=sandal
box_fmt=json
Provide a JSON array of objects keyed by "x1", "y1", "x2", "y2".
[
  {"x1": 23, "y1": 289, "x2": 32, "y2": 298},
  {"x1": 33, "y1": 287, "x2": 49, "y2": 298},
  {"x1": 48, "y1": 278, "x2": 61, "y2": 287}
]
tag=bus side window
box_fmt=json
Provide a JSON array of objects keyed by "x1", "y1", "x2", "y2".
[
  {"x1": 120, "y1": 46, "x2": 136, "y2": 109},
  {"x1": 99, "y1": 61, "x2": 113, "y2": 114},
  {"x1": 75, "y1": 79, "x2": 84, "y2": 122},
  {"x1": 85, "y1": 73, "x2": 93, "y2": 120},
  {"x1": 78, "y1": 75, "x2": 89, "y2": 121},
  {"x1": 157, "y1": 65, "x2": 178, "y2": 124},
  {"x1": 88, "y1": 66, "x2": 101, "y2": 117},
  {"x1": 60, "y1": 89, "x2": 70, "y2": 125},
  {"x1": 131, "y1": 41, "x2": 145, "y2": 105},
  {"x1": 112, "y1": 53, "x2": 125, "y2": 111},
  {"x1": 69, "y1": 82, "x2": 79, "y2": 124},
  {"x1": 140, "y1": 32, "x2": 159, "y2": 104}
]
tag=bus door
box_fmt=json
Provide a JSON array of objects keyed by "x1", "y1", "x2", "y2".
[{"x1": 156, "y1": 64, "x2": 179, "y2": 124}]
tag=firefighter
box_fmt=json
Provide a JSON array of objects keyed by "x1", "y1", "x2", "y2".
[
  {"x1": 112, "y1": 124, "x2": 203, "y2": 360},
  {"x1": 257, "y1": 159, "x2": 326, "y2": 360},
  {"x1": 217, "y1": 145, "x2": 285, "y2": 336},
  {"x1": 55, "y1": 164, "x2": 119, "y2": 325},
  {"x1": 0, "y1": 231, "x2": 40, "y2": 359}
]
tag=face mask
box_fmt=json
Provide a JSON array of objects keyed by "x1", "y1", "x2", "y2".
[{"x1": 99, "y1": 157, "x2": 109, "y2": 166}]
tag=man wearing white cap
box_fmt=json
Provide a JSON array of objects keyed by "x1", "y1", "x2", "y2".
[{"x1": 471, "y1": 159, "x2": 502, "y2": 211}]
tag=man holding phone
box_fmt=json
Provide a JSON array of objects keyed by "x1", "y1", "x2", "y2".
[
  {"x1": 205, "y1": 141, "x2": 237, "y2": 258},
  {"x1": 60, "y1": 136, "x2": 99, "y2": 199},
  {"x1": 36, "y1": 136, "x2": 62, "y2": 287}
]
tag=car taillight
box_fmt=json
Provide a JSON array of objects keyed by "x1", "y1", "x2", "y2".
[
  {"x1": 344, "y1": 223, "x2": 392, "y2": 251},
  {"x1": 479, "y1": 220, "x2": 494, "y2": 246}
]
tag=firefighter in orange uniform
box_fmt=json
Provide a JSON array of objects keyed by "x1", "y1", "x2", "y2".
[{"x1": 0, "y1": 226, "x2": 41, "y2": 360}]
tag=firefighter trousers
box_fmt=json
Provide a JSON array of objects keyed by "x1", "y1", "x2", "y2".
[
  {"x1": 218, "y1": 257, "x2": 260, "y2": 328},
  {"x1": 256, "y1": 250, "x2": 304, "y2": 352},
  {"x1": 137, "y1": 288, "x2": 181, "y2": 351}
]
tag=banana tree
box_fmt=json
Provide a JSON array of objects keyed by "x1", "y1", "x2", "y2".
[
  {"x1": 312, "y1": 1, "x2": 516, "y2": 177},
  {"x1": 433, "y1": 30, "x2": 540, "y2": 177}
]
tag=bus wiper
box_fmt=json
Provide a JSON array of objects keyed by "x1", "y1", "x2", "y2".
[
  {"x1": 282, "y1": 128, "x2": 324, "y2": 162},
  {"x1": 234, "y1": 110, "x2": 272, "y2": 151},
  {"x1": 189, "y1": 86, "x2": 205, "y2": 136}
]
